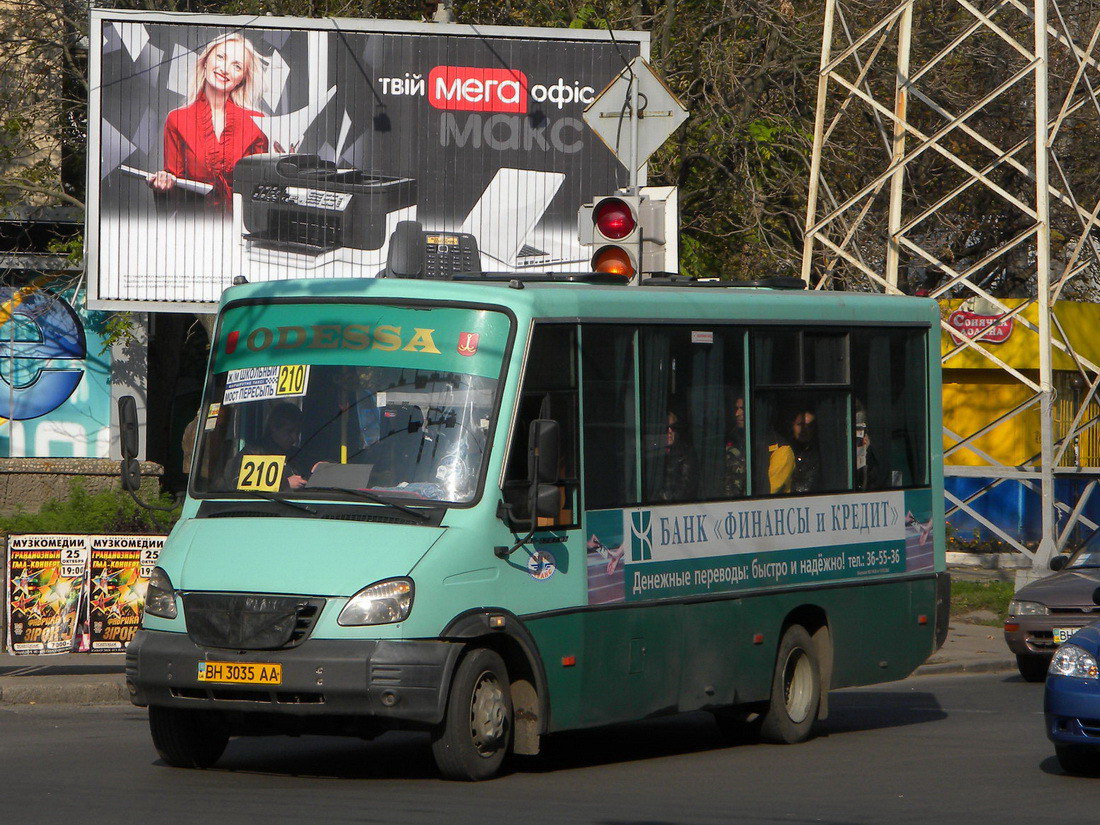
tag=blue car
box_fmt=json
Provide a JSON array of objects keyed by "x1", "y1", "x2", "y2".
[{"x1": 1045, "y1": 623, "x2": 1100, "y2": 774}]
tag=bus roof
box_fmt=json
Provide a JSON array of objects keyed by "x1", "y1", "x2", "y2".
[{"x1": 221, "y1": 276, "x2": 939, "y2": 327}]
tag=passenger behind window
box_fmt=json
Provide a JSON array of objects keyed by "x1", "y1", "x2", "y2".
[
  {"x1": 648, "y1": 409, "x2": 699, "y2": 503},
  {"x1": 767, "y1": 400, "x2": 822, "y2": 494},
  {"x1": 854, "y1": 399, "x2": 883, "y2": 491},
  {"x1": 224, "y1": 401, "x2": 310, "y2": 491},
  {"x1": 724, "y1": 395, "x2": 747, "y2": 497}
]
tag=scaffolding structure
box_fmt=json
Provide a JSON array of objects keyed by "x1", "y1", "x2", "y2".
[{"x1": 801, "y1": 0, "x2": 1100, "y2": 575}]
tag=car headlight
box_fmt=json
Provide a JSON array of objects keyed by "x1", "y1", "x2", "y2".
[
  {"x1": 1050, "y1": 643, "x2": 1099, "y2": 678},
  {"x1": 143, "y1": 567, "x2": 178, "y2": 619},
  {"x1": 1009, "y1": 600, "x2": 1049, "y2": 616},
  {"x1": 337, "y1": 578, "x2": 413, "y2": 626}
]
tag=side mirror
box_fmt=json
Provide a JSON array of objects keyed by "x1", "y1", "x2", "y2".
[
  {"x1": 1093, "y1": 585, "x2": 1100, "y2": 607},
  {"x1": 115, "y1": 395, "x2": 175, "y2": 513},
  {"x1": 118, "y1": 395, "x2": 139, "y2": 461},
  {"x1": 1050, "y1": 555, "x2": 1070, "y2": 572},
  {"x1": 120, "y1": 458, "x2": 142, "y2": 492},
  {"x1": 531, "y1": 483, "x2": 560, "y2": 520},
  {"x1": 528, "y1": 419, "x2": 560, "y2": 484}
]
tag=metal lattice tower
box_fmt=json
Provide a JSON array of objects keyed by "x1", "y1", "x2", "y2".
[{"x1": 801, "y1": 0, "x2": 1100, "y2": 576}]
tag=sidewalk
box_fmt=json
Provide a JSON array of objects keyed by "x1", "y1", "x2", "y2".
[
  {"x1": 0, "y1": 652, "x2": 128, "y2": 705},
  {"x1": 0, "y1": 621, "x2": 1017, "y2": 706},
  {"x1": 917, "y1": 620, "x2": 1016, "y2": 676}
]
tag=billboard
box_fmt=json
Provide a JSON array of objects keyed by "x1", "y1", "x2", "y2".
[{"x1": 87, "y1": 10, "x2": 649, "y2": 311}]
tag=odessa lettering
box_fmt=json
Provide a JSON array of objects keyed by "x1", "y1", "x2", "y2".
[{"x1": 225, "y1": 325, "x2": 441, "y2": 355}]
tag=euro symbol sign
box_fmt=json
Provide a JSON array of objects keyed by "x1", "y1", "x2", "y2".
[{"x1": 0, "y1": 289, "x2": 86, "y2": 420}]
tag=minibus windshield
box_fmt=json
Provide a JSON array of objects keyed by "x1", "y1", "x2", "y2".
[{"x1": 190, "y1": 301, "x2": 511, "y2": 506}]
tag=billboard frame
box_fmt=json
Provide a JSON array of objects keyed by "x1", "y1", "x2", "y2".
[{"x1": 86, "y1": 9, "x2": 651, "y2": 314}]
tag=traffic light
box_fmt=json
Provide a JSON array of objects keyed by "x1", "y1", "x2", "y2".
[{"x1": 578, "y1": 193, "x2": 667, "y2": 282}]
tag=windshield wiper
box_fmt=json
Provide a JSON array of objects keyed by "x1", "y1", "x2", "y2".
[
  {"x1": 224, "y1": 489, "x2": 318, "y2": 515},
  {"x1": 303, "y1": 486, "x2": 431, "y2": 521}
]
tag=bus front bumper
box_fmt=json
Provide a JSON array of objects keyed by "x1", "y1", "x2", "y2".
[{"x1": 125, "y1": 629, "x2": 461, "y2": 727}]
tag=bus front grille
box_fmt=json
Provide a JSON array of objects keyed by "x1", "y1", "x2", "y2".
[{"x1": 182, "y1": 593, "x2": 326, "y2": 650}]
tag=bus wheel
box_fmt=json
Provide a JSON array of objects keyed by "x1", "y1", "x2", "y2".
[
  {"x1": 431, "y1": 648, "x2": 513, "y2": 781},
  {"x1": 148, "y1": 706, "x2": 229, "y2": 768},
  {"x1": 760, "y1": 625, "x2": 821, "y2": 745}
]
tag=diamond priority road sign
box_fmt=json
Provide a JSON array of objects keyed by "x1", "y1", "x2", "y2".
[{"x1": 583, "y1": 57, "x2": 689, "y2": 171}]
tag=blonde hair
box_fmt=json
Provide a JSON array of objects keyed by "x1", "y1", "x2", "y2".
[{"x1": 189, "y1": 33, "x2": 264, "y2": 110}]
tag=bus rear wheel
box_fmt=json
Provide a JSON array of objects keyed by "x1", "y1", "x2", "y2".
[
  {"x1": 431, "y1": 647, "x2": 513, "y2": 781},
  {"x1": 760, "y1": 625, "x2": 821, "y2": 745},
  {"x1": 148, "y1": 706, "x2": 229, "y2": 768}
]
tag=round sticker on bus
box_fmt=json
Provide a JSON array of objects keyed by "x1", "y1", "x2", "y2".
[{"x1": 527, "y1": 551, "x2": 556, "y2": 581}]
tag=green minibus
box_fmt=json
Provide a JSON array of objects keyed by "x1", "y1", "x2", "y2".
[{"x1": 125, "y1": 273, "x2": 948, "y2": 780}]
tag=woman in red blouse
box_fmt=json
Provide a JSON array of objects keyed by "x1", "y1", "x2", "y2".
[{"x1": 148, "y1": 33, "x2": 268, "y2": 211}]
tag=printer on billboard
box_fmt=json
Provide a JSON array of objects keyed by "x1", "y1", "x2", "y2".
[{"x1": 233, "y1": 154, "x2": 417, "y2": 269}]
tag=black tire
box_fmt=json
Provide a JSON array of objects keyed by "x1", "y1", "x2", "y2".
[
  {"x1": 1056, "y1": 744, "x2": 1100, "y2": 775},
  {"x1": 760, "y1": 625, "x2": 821, "y2": 745},
  {"x1": 713, "y1": 704, "x2": 765, "y2": 744},
  {"x1": 431, "y1": 648, "x2": 513, "y2": 781},
  {"x1": 1017, "y1": 654, "x2": 1051, "y2": 683},
  {"x1": 148, "y1": 706, "x2": 230, "y2": 769}
]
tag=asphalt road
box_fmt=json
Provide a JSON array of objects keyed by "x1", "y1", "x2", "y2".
[{"x1": 0, "y1": 672, "x2": 1088, "y2": 824}]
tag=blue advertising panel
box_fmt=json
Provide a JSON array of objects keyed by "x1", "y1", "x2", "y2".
[{"x1": 0, "y1": 289, "x2": 113, "y2": 459}]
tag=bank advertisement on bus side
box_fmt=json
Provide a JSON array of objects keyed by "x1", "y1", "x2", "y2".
[
  {"x1": 585, "y1": 490, "x2": 935, "y2": 604},
  {"x1": 87, "y1": 10, "x2": 648, "y2": 310}
]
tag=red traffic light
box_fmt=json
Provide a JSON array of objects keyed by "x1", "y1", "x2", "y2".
[
  {"x1": 591, "y1": 245, "x2": 636, "y2": 278},
  {"x1": 594, "y1": 198, "x2": 637, "y2": 240}
]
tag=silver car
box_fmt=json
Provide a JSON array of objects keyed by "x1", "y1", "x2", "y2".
[{"x1": 1005, "y1": 551, "x2": 1100, "y2": 682}]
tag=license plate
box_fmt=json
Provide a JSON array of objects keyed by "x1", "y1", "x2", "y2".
[
  {"x1": 197, "y1": 661, "x2": 282, "y2": 685},
  {"x1": 1054, "y1": 628, "x2": 1078, "y2": 644}
]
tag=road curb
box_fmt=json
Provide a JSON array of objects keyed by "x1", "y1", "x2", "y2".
[
  {"x1": 0, "y1": 675, "x2": 129, "y2": 706},
  {"x1": 0, "y1": 656, "x2": 1021, "y2": 705},
  {"x1": 915, "y1": 658, "x2": 1017, "y2": 677}
]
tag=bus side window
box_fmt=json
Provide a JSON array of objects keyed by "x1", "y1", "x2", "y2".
[
  {"x1": 752, "y1": 329, "x2": 851, "y2": 496},
  {"x1": 637, "y1": 326, "x2": 746, "y2": 504},
  {"x1": 581, "y1": 326, "x2": 638, "y2": 510},
  {"x1": 503, "y1": 325, "x2": 579, "y2": 527},
  {"x1": 850, "y1": 328, "x2": 928, "y2": 489}
]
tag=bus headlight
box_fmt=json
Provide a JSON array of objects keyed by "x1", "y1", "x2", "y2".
[
  {"x1": 338, "y1": 578, "x2": 413, "y2": 626},
  {"x1": 144, "y1": 567, "x2": 178, "y2": 619},
  {"x1": 1050, "y1": 644, "x2": 1099, "y2": 679}
]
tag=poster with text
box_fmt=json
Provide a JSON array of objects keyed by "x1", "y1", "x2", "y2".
[
  {"x1": 89, "y1": 9, "x2": 648, "y2": 310},
  {"x1": 87, "y1": 535, "x2": 165, "y2": 652},
  {"x1": 585, "y1": 489, "x2": 937, "y2": 605},
  {"x1": 6, "y1": 535, "x2": 89, "y2": 654}
]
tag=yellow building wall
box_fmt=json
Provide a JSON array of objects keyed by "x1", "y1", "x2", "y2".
[
  {"x1": 942, "y1": 370, "x2": 1040, "y2": 467},
  {"x1": 940, "y1": 300, "x2": 1100, "y2": 467}
]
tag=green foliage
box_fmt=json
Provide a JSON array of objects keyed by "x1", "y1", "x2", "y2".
[
  {"x1": 0, "y1": 480, "x2": 179, "y2": 536},
  {"x1": 951, "y1": 579, "x2": 1015, "y2": 625},
  {"x1": 99, "y1": 311, "x2": 139, "y2": 354},
  {"x1": 567, "y1": 3, "x2": 606, "y2": 29},
  {"x1": 46, "y1": 233, "x2": 83, "y2": 265}
]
